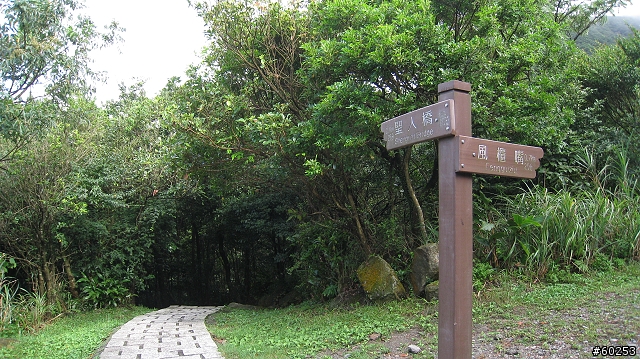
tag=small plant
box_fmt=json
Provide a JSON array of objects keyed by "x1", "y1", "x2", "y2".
[
  {"x1": 78, "y1": 272, "x2": 132, "y2": 308},
  {"x1": 589, "y1": 253, "x2": 613, "y2": 272},
  {"x1": 473, "y1": 261, "x2": 496, "y2": 292},
  {"x1": 0, "y1": 254, "x2": 17, "y2": 329}
]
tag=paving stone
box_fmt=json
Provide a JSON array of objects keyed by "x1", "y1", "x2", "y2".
[{"x1": 98, "y1": 306, "x2": 224, "y2": 359}]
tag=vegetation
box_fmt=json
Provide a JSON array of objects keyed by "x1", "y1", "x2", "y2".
[
  {"x1": 207, "y1": 300, "x2": 425, "y2": 358},
  {"x1": 576, "y1": 16, "x2": 640, "y2": 51},
  {"x1": 0, "y1": 0, "x2": 639, "y2": 343},
  {"x1": 0, "y1": 306, "x2": 151, "y2": 359},
  {"x1": 205, "y1": 262, "x2": 640, "y2": 358}
]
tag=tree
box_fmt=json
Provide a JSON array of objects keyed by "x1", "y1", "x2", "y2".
[
  {"x1": 572, "y1": 28, "x2": 640, "y2": 189},
  {"x1": 552, "y1": 0, "x2": 628, "y2": 40},
  {"x1": 182, "y1": 0, "x2": 617, "y2": 297},
  {"x1": 0, "y1": 0, "x2": 121, "y2": 168},
  {"x1": 0, "y1": 0, "x2": 121, "y2": 101},
  {"x1": 0, "y1": 98, "x2": 104, "y2": 305}
]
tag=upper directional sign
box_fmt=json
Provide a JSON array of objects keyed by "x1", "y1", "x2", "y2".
[
  {"x1": 455, "y1": 135, "x2": 544, "y2": 179},
  {"x1": 381, "y1": 99, "x2": 455, "y2": 150}
]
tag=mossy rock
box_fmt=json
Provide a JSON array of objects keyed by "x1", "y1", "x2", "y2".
[{"x1": 357, "y1": 255, "x2": 407, "y2": 301}]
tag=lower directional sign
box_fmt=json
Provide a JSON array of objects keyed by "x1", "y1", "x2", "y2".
[{"x1": 455, "y1": 135, "x2": 544, "y2": 179}]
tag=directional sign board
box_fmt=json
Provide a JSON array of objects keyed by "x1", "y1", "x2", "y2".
[
  {"x1": 455, "y1": 135, "x2": 544, "y2": 179},
  {"x1": 380, "y1": 99, "x2": 455, "y2": 150}
]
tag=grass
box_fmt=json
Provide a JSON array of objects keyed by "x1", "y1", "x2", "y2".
[
  {"x1": 205, "y1": 299, "x2": 437, "y2": 359},
  {"x1": 206, "y1": 261, "x2": 640, "y2": 358},
  {"x1": 0, "y1": 306, "x2": 152, "y2": 359}
]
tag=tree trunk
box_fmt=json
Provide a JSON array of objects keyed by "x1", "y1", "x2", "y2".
[
  {"x1": 191, "y1": 223, "x2": 203, "y2": 301},
  {"x1": 243, "y1": 246, "x2": 252, "y2": 299},
  {"x1": 346, "y1": 191, "x2": 372, "y2": 257},
  {"x1": 218, "y1": 232, "x2": 232, "y2": 298},
  {"x1": 63, "y1": 256, "x2": 79, "y2": 299},
  {"x1": 403, "y1": 146, "x2": 428, "y2": 242},
  {"x1": 36, "y1": 225, "x2": 58, "y2": 306}
]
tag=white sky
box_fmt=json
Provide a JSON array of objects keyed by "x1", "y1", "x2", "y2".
[
  {"x1": 617, "y1": 1, "x2": 640, "y2": 16},
  {"x1": 82, "y1": 0, "x2": 640, "y2": 104},
  {"x1": 83, "y1": 0, "x2": 207, "y2": 104}
]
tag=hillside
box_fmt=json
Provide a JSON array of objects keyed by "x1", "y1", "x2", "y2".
[{"x1": 577, "y1": 16, "x2": 640, "y2": 51}]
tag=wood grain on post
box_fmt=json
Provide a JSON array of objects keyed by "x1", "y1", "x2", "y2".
[{"x1": 437, "y1": 80, "x2": 473, "y2": 359}]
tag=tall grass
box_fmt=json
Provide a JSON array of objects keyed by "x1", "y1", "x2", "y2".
[
  {"x1": 0, "y1": 254, "x2": 18, "y2": 330},
  {"x1": 13, "y1": 290, "x2": 61, "y2": 333},
  {"x1": 504, "y1": 187, "x2": 638, "y2": 274},
  {"x1": 477, "y1": 147, "x2": 640, "y2": 278}
]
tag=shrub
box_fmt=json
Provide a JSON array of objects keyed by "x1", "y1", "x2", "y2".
[{"x1": 78, "y1": 272, "x2": 132, "y2": 308}]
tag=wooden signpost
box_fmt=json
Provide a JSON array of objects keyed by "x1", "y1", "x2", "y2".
[{"x1": 380, "y1": 80, "x2": 543, "y2": 359}]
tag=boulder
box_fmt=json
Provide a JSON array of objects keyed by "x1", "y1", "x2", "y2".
[
  {"x1": 410, "y1": 243, "x2": 439, "y2": 297},
  {"x1": 357, "y1": 256, "x2": 406, "y2": 301},
  {"x1": 424, "y1": 280, "x2": 438, "y2": 301}
]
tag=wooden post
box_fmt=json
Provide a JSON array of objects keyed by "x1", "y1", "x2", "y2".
[{"x1": 437, "y1": 80, "x2": 473, "y2": 359}]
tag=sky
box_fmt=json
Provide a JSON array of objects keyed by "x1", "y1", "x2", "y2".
[
  {"x1": 83, "y1": 0, "x2": 208, "y2": 104},
  {"x1": 82, "y1": 0, "x2": 640, "y2": 104}
]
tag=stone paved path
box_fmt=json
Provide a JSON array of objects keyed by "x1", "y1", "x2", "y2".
[{"x1": 98, "y1": 305, "x2": 224, "y2": 359}]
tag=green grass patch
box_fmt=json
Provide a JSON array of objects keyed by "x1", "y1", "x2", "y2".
[
  {"x1": 479, "y1": 260, "x2": 640, "y2": 312},
  {"x1": 0, "y1": 306, "x2": 152, "y2": 359},
  {"x1": 206, "y1": 300, "x2": 436, "y2": 359}
]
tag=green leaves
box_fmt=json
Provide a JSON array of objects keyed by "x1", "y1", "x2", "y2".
[
  {"x1": 0, "y1": 0, "x2": 122, "y2": 102},
  {"x1": 78, "y1": 273, "x2": 132, "y2": 309}
]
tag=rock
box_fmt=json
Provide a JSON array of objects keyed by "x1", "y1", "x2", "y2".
[
  {"x1": 279, "y1": 288, "x2": 303, "y2": 307},
  {"x1": 505, "y1": 348, "x2": 519, "y2": 355},
  {"x1": 424, "y1": 281, "x2": 438, "y2": 301},
  {"x1": 408, "y1": 344, "x2": 422, "y2": 354},
  {"x1": 357, "y1": 256, "x2": 407, "y2": 301},
  {"x1": 410, "y1": 243, "x2": 439, "y2": 297},
  {"x1": 257, "y1": 292, "x2": 278, "y2": 308}
]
